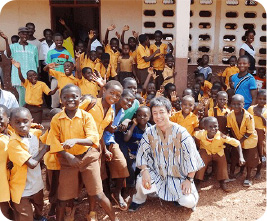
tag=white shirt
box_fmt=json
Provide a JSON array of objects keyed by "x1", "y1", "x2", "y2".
[
  {"x1": 22, "y1": 133, "x2": 44, "y2": 197},
  {"x1": 0, "y1": 89, "x2": 19, "y2": 109},
  {"x1": 91, "y1": 39, "x2": 102, "y2": 51},
  {"x1": 240, "y1": 43, "x2": 255, "y2": 58},
  {"x1": 27, "y1": 39, "x2": 42, "y2": 61},
  {"x1": 40, "y1": 40, "x2": 56, "y2": 63}
]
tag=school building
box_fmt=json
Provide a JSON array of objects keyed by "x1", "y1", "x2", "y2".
[{"x1": 0, "y1": 0, "x2": 266, "y2": 95}]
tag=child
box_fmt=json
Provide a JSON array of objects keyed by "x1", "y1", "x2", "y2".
[
  {"x1": 0, "y1": 105, "x2": 13, "y2": 220},
  {"x1": 163, "y1": 83, "x2": 180, "y2": 112},
  {"x1": 136, "y1": 34, "x2": 160, "y2": 85},
  {"x1": 12, "y1": 60, "x2": 58, "y2": 123},
  {"x1": 39, "y1": 108, "x2": 62, "y2": 218},
  {"x1": 117, "y1": 44, "x2": 137, "y2": 83},
  {"x1": 248, "y1": 90, "x2": 266, "y2": 179},
  {"x1": 8, "y1": 107, "x2": 49, "y2": 221},
  {"x1": 142, "y1": 67, "x2": 157, "y2": 99},
  {"x1": 94, "y1": 53, "x2": 117, "y2": 80},
  {"x1": 194, "y1": 117, "x2": 245, "y2": 192},
  {"x1": 123, "y1": 106, "x2": 151, "y2": 187},
  {"x1": 11, "y1": 35, "x2": 20, "y2": 44},
  {"x1": 135, "y1": 93, "x2": 145, "y2": 105},
  {"x1": 195, "y1": 73, "x2": 212, "y2": 98},
  {"x1": 203, "y1": 84, "x2": 222, "y2": 116},
  {"x1": 227, "y1": 94, "x2": 259, "y2": 186},
  {"x1": 220, "y1": 56, "x2": 239, "y2": 90},
  {"x1": 254, "y1": 67, "x2": 266, "y2": 89},
  {"x1": 47, "y1": 84, "x2": 117, "y2": 221},
  {"x1": 46, "y1": 32, "x2": 73, "y2": 108},
  {"x1": 192, "y1": 83, "x2": 203, "y2": 102},
  {"x1": 96, "y1": 46, "x2": 104, "y2": 62},
  {"x1": 170, "y1": 95, "x2": 199, "y2": 136},
  {"x1": 162, "y1": 54, "x2": 176, "y2": 87},
  {"x1": 150, "y1": 30, "x2": 168, "y2": 89},
  {"x1": 103, "y1": 89, "x2": 135, "y2": 210},
  {"x1": 197, "y1": 54, "x2": 212, "y2": 81},
  {"x1": 59, "y1": 18, "x2": 75, "y2": 58},
  {"x1": 182, "y1": 88, "x2": 194, "y2": 97}
]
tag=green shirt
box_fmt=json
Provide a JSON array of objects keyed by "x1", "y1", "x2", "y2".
[{"x1": 46, "y1": 48, "x2": 72, "y2": 73}]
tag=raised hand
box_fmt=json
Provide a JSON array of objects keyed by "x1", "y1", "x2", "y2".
[
  {"x1": 123, "y1": 25, "x2": 130, "y2": 31},
  {"x1": 59, "y1": 18, "x2": 66, "y2": 26},
  {"x1": 115, "y1": 31, "x2": 121, "y2": 40},
  {"x1": 88, "y1": 30, "x2": 95, "y2": 40},
  {"x1": 0, "y1": 31, "x2": 8, "y2": 40},
  {"x1": 132, "y1": 31, "x2": 139, "y2": 39},
  {"x1": 92, "y1": 71, "x2": 106, "y2": 87},
  {"x1": 108, "y1": 24, "x2": 116, "y2": 31},
  {"x1": 132, "y1": 118, "x2": 138, "y2": 126},
  {"x1": 48, "y1": 62, "x2": 59, "y2": 69},
  {"x1": 11, "y1": 59, "x2": 21, "y2": 69},
  {"x1": 170, "y1": 91, "x2": 178, "y2": 102},
  {"x1": 75, "y1": 50, "x2": 81, "y2": 58}
]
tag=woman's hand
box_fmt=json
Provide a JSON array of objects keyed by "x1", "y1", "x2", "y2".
[{"x1": 181, "y1": 179, "x2": 192, "y2": 195}]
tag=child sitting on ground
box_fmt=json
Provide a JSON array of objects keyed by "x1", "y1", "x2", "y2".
[
  {"x1": 162, "y1": 54, "x2": 176, "y2": 87},
  {"x1": 227, "y1": 94, "x2": 259, "y2": 186},
  {"x1": 8, "y1": 107, "x2": 49, "y2": 221},
  {"x1": 170, "y1": 95, "x2": 199, "y2": 136},
  {"x1": 248, "y1": 89, "x2": 266, "y2": 179},
  {"x1": 194, "y1": 117, "x2": 245, "y2": 192},
  {"x1": 196, "y1": 54, "x2": 212, "y2": 81},
  {"x1": 13, "y1": 60, "x2": 58, "y2": 124},
  {"x1": 220, "y1": 56, "x2": 239, "y2": 90}
]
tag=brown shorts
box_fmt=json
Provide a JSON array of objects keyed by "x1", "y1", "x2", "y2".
[
  {"x1": 195, "y1": 149, "x2": 228, "y2": 181},
  {"x1": 58, "y1": 148, "x2": 102, "y2": 201},
  {"x1": 24, "y1": 104, "x2": 43, "y2": 124},
  {"x1": 243, "y1": 147, "x2": 260, "y2": 168},
  {"x1": 13, "y1": 190, "x2": 44, "y2": 221},
  {"x1": 107, "y1": 143, "x2": 129, "y2": 179},
  {"x1": 136, "y1": 68, "x2": 149, "y2": 86},
  {"x1": 46, "y1": 169, "x2": 60, "y2": 204},
  {"x1": 256, "y1": 129, "x2": 266, "y2": 158}
]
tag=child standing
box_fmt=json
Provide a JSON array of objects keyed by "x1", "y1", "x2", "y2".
[
  {"x1": 162, "y1": 54, "x2": 176, "y2": 86},
  {"x1": 194, "y1": 117, "x2": 245, "y2": 192},
  {"x1": 227, "y1": 94, "x2": 259, "y2": 186},
  {"x1": 220, "y1": 56, "x2": 239, "y2": 90},
  {"x1": 195, "y1": 73, "x2": 212, "y2": 98},
  {"x1": 170, "y1": 95, "x2": 199, "y2": 136},
  {"x1": 13, "y1": 60, "x2": 58, "y2": 123},
  {"x1": 94, "y1": 53, "x2": 117, "y2": 80},
  {"x1": 248, "y1": 90, "x2": 266, "y2": 179},
  {"x1": 197, "y1": 54, "x2": 212, "y2": 81},
  {"x1": 150, "y1": 30, "x2": 167, "y2": 89},
  {"x1": 47, "y1": 84, "x2": 117, "y2": 221},
  {"x1": 8, "y1": 107, "x2": 49, "y2": 221}
]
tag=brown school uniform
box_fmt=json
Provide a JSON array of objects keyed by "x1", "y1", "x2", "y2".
[{"x1": 117, "y1": 55, "x2": 135, "y2": 83}]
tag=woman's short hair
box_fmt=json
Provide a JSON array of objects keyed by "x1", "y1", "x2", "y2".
[{"x1": 150, "y1": 96, "x2": 172, "y2": 113}]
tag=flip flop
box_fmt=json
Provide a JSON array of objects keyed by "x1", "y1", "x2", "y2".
[
  {"x1": 111, "y1": 193, "x2": 128, "y2": 211},
  {"x1": 243, "y1": 179, "x2": 252, "y2": 187}
]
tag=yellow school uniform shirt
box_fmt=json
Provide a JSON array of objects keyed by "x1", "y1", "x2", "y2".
[
  {"x1": 118, "y1": 56, "x2": 135, "y2": 72},
  {"x1": 201, "y1": 80, "x2": 212, "y2": 98},
  {"x1": 47, "y1": 109, "x2": 99, "y2": 155},
  {"x1": 222, "y1": 66, "x2": 239, "y2": 89},
  {"x1": 227, "y1": 109, "x2": 258, "y2": 149},
  {"x1": 40, "y1": 130, "x2": 60, "y2": 170},
  {"x1": 77, "y1": 76, "x2": 99, "y2": 97},
  {"x1": 150, "y1": 43, "x2": 167, "y2": 70},
  {"x1": 248, "y1": 105, "x2": 267, "y2": 131},
  {"x1": 78, "y1": 53, "x2": 97, "y2": 70},
  {"x1": 0, "y1": 132, "x2": 11, "y2": 202},
  {"x1": 105, "y1": 44, "x2": 120, "y2": 71},
  {"x1": 170, "y1": 111, "x2": 199, "y2": 136},
  {"x1": 129, "y1": 50, "x2": 137, "y2": 64},
  {"x1": 194, "y1": 130, "x2": 240, "y2": 156},
  {"x1": 136, "y1": 44, "x2": 150, "y2": 69},
  {"x1": 208, "y1": 106, "x2": 230, "y2": 117},
  {"x1": 162, "y1": 65, "x2": 174, "y2": 86},
  {"x1": 63, "y1": 36, "x2": 74, "y2": 58},
  {"x1": 49, "y1": 69, "x2": 78, "y2": 93},
  {"x1": 94, "y1": 62, "x2": 117, "y2": 80},
  {"x1": 7, "y1": 129, "x2": 42, "y2": 204},
  {"x1": 79, "y1": 98, "x2": 114, "y2": 138},
  {"x1": 22, "y1": 79, "x2": 51, "y2": 106}
]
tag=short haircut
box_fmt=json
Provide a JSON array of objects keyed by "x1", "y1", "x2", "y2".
[
  {"x1": 150, "y1": 96, "x2": 172, "y2": 112},
  {"x1": 217, "y1": 91, "x2": 228, "y2": 98},
  {"x1": 164, "y1": 83, "x2": 176, "y2": 91},
  {"x1": 196, "y1": 73, "x2": 205, "y2": 79},
  {"x1": 245, "y1": 29, "x2": 256, "y2": 37},
  {"x1": 96, "y1": 46, "x2": 104, "y2": 51},
  {"x1": 53, "y1": 33, "x2": 63, "y2": 38},
  {"x1": 205, "y1": 116, "x2": 218, "y2": 127},
  {"x1": 238, "y1": 55, "x2": 250, "y2": 62},
  {"x1": 110, "y1": 38, "x2": 119, "y2": 45},
  {"x1": 26, "y1": 70, "x2": 37, "y2": 75},
  {"x1": 122, "y1": 77, "x2": 136, "y2": 88},
  {"x1": 101, "y1": 53, "x2": 110, "y2": 61},
  {"x1": 166, "y1": 53, "x2": 174, "y2": 60},
  {"x1": 26, "y1": 22, "x2": 35, "y2": 28},
  {"x1": 61, "y1": 84, "x2": 81, "y2": 96},
  {"x1": 82, "y1": 67, "x2": 92, "y2": 74},
  {"x1": 43, "y1": 28, "x2": 53, "y2": 36},
  {"x1": 11, "y1": 35, "x2": 20, "y2": 41},
  {"x1": 0, "y1": 104, "x2": 10, "y2": 117},
  {"x1": 154, "y1": 30, "x2": 163, "y2": 35},
  {"x1": 76, "y1": 39, "x2": 85, "y2": 46},
  {"x1": 232, "y1": 94, "x2": 244, "y2": 102},
  {"x1": 104, "y1": 80, "x2": 123, "y2": 90},
  {"x1": 49, "y1": 108, "x2": 62, "y2": 119},
  {"x1": 229, "y1": 55, "x2": 237, "y2": 61},
  {"x1": 136, "y1": 106, "x2": 151, "y2": 115},
  {"x1": 139, "y1": 34, "x2": 147, "y2": 44},
  {"x1": 257, "y1": 89, "x2": 266, "y2": 96},
  {"x1": 121, "y1": 89, "x2": 135, "y2": 98},
  {"x1": 10, "y1": 107, "x2": 31, "y2": 121},
  {"x1": 128, "y1": 37, "x2": 136, "y2": 42},
  {"x1": 211, "y1": 84, "x2": 222, "y2": 91},
  {"x1": 182, "y1": 95, "x2": 195, "y2": 103}
]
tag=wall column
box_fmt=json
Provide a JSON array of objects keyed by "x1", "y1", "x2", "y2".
[{"x1": 174, "y1": 0, "x2": 191, "y2": 96}]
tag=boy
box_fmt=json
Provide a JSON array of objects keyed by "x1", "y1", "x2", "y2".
[
  {"x1": 26, "y1": 22, "x2": 42, "y2": 63},
  {"x1": 47, "y1": 84, "x2": 117, "y2": 221},
  {"x1": 12, "y1": 60, "x2": 58, "y2": 123},
  {"x1": 220, "y1": 56, "x2": 239, "y2": 90},
  {"x1": 46, "y1": 32, "x2": 73, "y2": 108},
  {"x1": 162, "y1": 54, "x2": 176, "y2": 86},
  {"x1": 194, "y1": 117, "x2": 245, "y2": 192},
  {"x1": 150, "y1": 30, "x2": 167, "y2": 89},
  {"x1": 195, "y1": 73, "x2": 212, "y2": 98},
  {"x1": 227, "y1": 94, "x2": 259, "y2": 186},
  {"x1": 197, "y1": 54, "x2": 212, "y2": 81},
  {"x1": 94, "y1": 53, "x2": 117, "y2": 80},
  {"x1": 103, "y1": 89, "x2": 135, "y2": 210},
  {"x1": 8, "y1": 107, "x2": 49, "y2": 221},
  {"x1": 170, "y1": 95, "x2": 199, "y2": 136},
  {"x1": 136, "y1": 34, "x2": 160, "y2": 85}
]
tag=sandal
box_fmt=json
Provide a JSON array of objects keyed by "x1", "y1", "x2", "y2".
[
  {"x1": 111, "y1": 193, "x2": 128, "y2": 211},
  {"x1": 243, "y1": 179, "x2": 252, "y2": 187}
]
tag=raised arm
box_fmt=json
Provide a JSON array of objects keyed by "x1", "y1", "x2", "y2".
[
  {"x1": 43, "y1": 62, "x2": 59, "y2": 72},
  {"x1": 132, "y1": 31, "x2": 139, "y2": 45},
  {"x1": 121, "y1": 25, "x2": 129, "y2": 45},
  {"x1": 12, "y1": 60, "x2": 25, "y2": 84},
  {"x1": 104, "y1": 24, "x2": 116, "y2": 46},
  {"x1": 124, "y1": 119, "x2": 137, "y2": 142},
  {"x1": 25, "y1": 145, "x2": 50, "y2": 169},
  {"x1": 59, "y1": 18, "x2": 73, "y2": 37},
  {"x1": 0, "y1": 31, "x2": 11, "y2": 58}
]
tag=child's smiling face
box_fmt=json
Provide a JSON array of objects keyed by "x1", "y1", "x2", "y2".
[
  {"x1": 64, "y1": 62, "x2": 73, "y2": 76},
  {"x1": 27, "y1": 71, "x2": 38, "y2": 85},
  {"x1": 205, "y1": 118, "x2": 219, "y2": 138},
  {"x1": 110, "y1": 39, "x2": 119, "y2": 51},
  {"x1": 54, "y1": 36, "x2": 63, "y2": 48},
  {"x1": 237, "y1": 57, "x2": 250, "y2": 73},
  {"x1": 0, "y1": 109, "x2": 9, "y2": 134},
  {"x1": 61, "y1": 87, "x2": 81, "y2": 111},
  {"x1": 136, "y1": 108, "x2": 151, "y2": 125},
  {"x1": 103, "y1": 85, "x2": 123, "y2": 105},
  {"x1": 181, "y1": 96, "x2": 195, "y2": 115}
]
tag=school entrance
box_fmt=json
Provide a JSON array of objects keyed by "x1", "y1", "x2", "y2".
[{"x1": 50, "y1": 0, "x2": 100, "y2": 43}]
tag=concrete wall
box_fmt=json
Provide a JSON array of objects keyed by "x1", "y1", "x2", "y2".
[
  {"x1": 100, "y1": 0, "x2": 142, "y2": 42},
  {"x1": 0, "y1": 0, "x2": 51, "y2": 51}
]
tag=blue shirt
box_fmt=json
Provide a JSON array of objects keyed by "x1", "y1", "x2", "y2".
[
  {"x1": 103, "y1": 104, "x2": 125, "y2": 145},
  {"x1": 232, "y1": 73, "x2": 257, "y2": 109}
]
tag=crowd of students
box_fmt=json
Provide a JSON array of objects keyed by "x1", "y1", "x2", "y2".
[{"x1": 0, "y1": 21, "x2": 266, "y2": 221}]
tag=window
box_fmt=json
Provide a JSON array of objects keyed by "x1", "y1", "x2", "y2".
[
  {"x1": 163, "y1": 22, "x2": 175, "y2": 28},
  {"x1": 223, "y1": 46, "x2": 235, "y2": 53},
  {"x1": 199, "y1": 11, "x2": 212, "y2": 17},
  {"x1": 260, "y1": 36, "x2": 267, "y2": 42},
  {"x1": 245, "y1": 0, "x2": 257, "y2": 6},
  {"x1": 226, "y1": 11, "x2": 238, "y2": 17},
  {"x1": 200, "y1": 0, "x2": 212, "y2": 4},
  {"x1": 244, "y1": 12, "x2": 257, "y2": 18},
  {"x1": 144, "y1": 0, "x2": 157, "y2": 4},
  {"x1": 243, "y1": 23, "x2": 255, "y2": 30},
  {"x1": 190, "y1": 10, "x2": 193, "y2": 17},
  {"x1": 163, "y1": 34, "x2": 173, "y2": 40},
  {"x1": 222, "y1": 58, "x2": 230, "y2": 64},
  {"x1": 163, "y1": 10, "x2": 174, "y2": 16},
  {"x1": 144, "y1": 22, "x2": 156, "y2": 28},
  {"x1": 199, "y1": 34, "x2": 210, "y2": 41},
  {"x1": 259, "y1": 48, "x2": 266, "y2": 54},
  {"x1": 225, "y1": 23, "x2": 237, "y2": 30},
  {"x1": 198, "y1": 46, "x2": 210, "y2": 52},
  {"x1": 199, "y1": 22, "x2": 211, "y2": 29},
  {"x1": 144, "y1": 10, "x2": 156, "y2": 16},
  {"x1": 226, "y1": 0, "x2": 239, "y2": 5},
  {"x1": 263, "y1": 13, "x2": 266, "y2": 18},
  {"x1": 223, "y1": 35, "x2": 236, "y2": 41},
  {"x1": 163, "y1": 0, "x2": 175, "y2": 4},
  {"x1": 262, "y1": 25, "x2": 266, "y2": 31},
  {"x1": 258, "y1": 60, "x2": 266, "y2": 66}
]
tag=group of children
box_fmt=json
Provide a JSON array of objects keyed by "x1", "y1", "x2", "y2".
[{"x1": 0, "y1": 24, "x2": 266, "y2": 221}]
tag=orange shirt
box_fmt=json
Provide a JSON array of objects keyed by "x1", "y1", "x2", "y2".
[
  {"x1": 222, "y1": 66, "x2": 239, "y2": 89},
  {"x1": 77, "y1": 76, "x2": 99, "y2": 97},
  {"x1": 136, "y1": 44, "x2": 150, "y2": 69},
  {"x1": 248, "y1": 105, "x2": 267, "y2": 131},
  {"x1": 201, "y1": 80, "x2": 212, "y2": 98},
  {"x1": 105, "y1": 44, "x2": 120, "y2": 71},
  {"x1": 150, "y1": 43, "x2": 167, "y2": 70},
  {"x1": 129, "y1": 50, "x2": 137, "y2": 64},
  {"x1": 94, "y1": 62, "x2": 117, "y2": 80}
]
